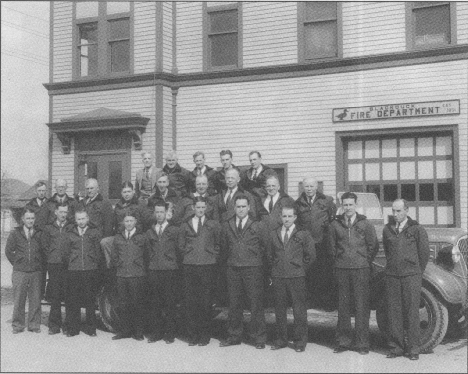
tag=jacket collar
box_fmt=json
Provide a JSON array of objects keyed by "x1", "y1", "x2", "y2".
[
  {"x1": 335, "y1": 213, "x2": 367, "y2": 226},
  {"x1": 28, "y1": 197, "x2": 47, "y2": 207},
  {"x1": 117, "y1": 194, "x2": 139, "y2": 207},
  {"x1": 153, "y1": 187, "x2": 178, "y2": 199},
  {"x1": 261, "y1": 190, "x2": 289, "y2": 204},
  {"x1": 299, "y1": 191, "x2": 327, "y2": 205},
  {"x1": 275, "y1": 225, "x2": 297, "y2": 243},
  {"x1": 49, "y1": 193, "x2": 74, "y2": 203},
  {"x1": 228, "y1": 216, "x2": 253, "y2": 236},
  {"x1": 17, "y1": 224, "x2": 41, "y2": 238},
  {"x1": 192, "y1": 165, "x2": 213, "y2": 174},
  {"x1": 85, "y1": 193, "x2": 103, "y2": 203},
  {"x1": 163, "y1": 163, "x2": 182, "y2": 174}
]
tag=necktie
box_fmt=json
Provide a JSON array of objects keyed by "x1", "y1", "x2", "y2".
[
  {"x1": 284, "y1": 228, "x2": 289, "y2": 246},
  {"x1": 396, "y1": 223, "x2": 400, "y2": 233},
  {"x1": 308, "y1": 196, "x2": 313, "y2": 206},
  {"x1": 27, "y1": 228, "x2": 32, "y2": 241},
  {"x1": 158, "y1": 225, "x2": 162, "y2": 237},
  {"x1": 269, "y1": 196, "x2": 274, "y2": 213},
  {"x1": 198, "y1": 168, "x2": 202, "y2": 176},
  {"x1": 237, "y1": 219, "x2": 243, "y2": 234},
  {"x1": 38, "y1": 198, "x2": 43, "y2": 207},
  {"x1": 145, "y1": 168, "x2": 149, "y2": 180},
  {"x1": 347, "y1": 218, "x2": 352, "y2": 228},
  {"x1": 197, "y1": 217, "x2": 202, "y2": 235},
  {"x1": 226, "y1": 190, "x2": 232, "y2": 206},
  {"x1": 252, "y1": 169, "x2": 257, "y2": 180}
]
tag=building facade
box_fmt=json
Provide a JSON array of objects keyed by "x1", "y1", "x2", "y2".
[{"x1": 45, "y1": 1, "x2": 468, "y2": 228}]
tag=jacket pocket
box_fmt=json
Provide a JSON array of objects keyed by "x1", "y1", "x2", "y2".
[
  {"x1": 164, "y1": 252, "x2": 175, "y2": 262},
  {"x1": 290, "y1": 260, "x2": 302, "y2": 268},
  {"x1": 247, "y1": 246, "x2": 258, "y2": 256},
  {"x1": 356, "y1": 250, "x2": 368, "y2": 259},
  {"x1": 404, "y1": 258, "x2": 416, "y2": 265}
]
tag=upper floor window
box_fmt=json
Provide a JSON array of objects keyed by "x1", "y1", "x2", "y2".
[
  {"x1": 74, "y1": 2, "x2": 132, "y2": 78},
  {"x1": 407, "y1": 2, "x2": 456, "y2": 50},
  {"x1": 204, "y1": 3, "x2": 242, "y2": 70}
]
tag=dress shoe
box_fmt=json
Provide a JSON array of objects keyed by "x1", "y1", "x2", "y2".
[
  {"x1": 219, "y1": 339, "x2": 241, "y2": 347},
  {"x1": 48, "y1": 328, "x2": 61, "y2": 335},
  {"x1": 295, "y1": 346, "x2": 305, "y2": 353},
  {"x1": 147, "y1": 335, "x2": 162, "y2": 343},
  {"x1": 164, "y1": 337, "x2": 175, "y2": 344},
  {"x1": 198, "y1": 340, "x2": 210, "y2": 346},
  {"x1": 28, "y1": 328, "x2": 41, "y2": 333},
  {"x1": 83, "y1": 329, "x2": 97, "y2": 337},
  {"x1": 66, "y1": 331, "x2": 79, "y2": 337},
  {"x1": 386, "y1": 352, "x2": 402, "y2": 358},
  {"x1": 358, "y1": 348, "x2": 369, "y2": 355},
  {"x1": 12, "y1": 329, "x2": 24, "y2": 334},
  {"x1": 333, "y1": 346, "x2": 348, "y2": 353},
  {"x1": 188, "y1": 340, "x2": 198, "y2": 346},
  {"x1": 255, "y1": 343, "x2": 265, "y2": 349},
  {"x1": 270, "y1": 343, "x2": 287, "y2": 350},
  {"x1": 409, "y1": 354, "x2": 419, "y2": 361},
  {"x1": 112, "y1": 333, "x2": 131, "y2": 340},
  {"x1": 133, "y1": 334, "x2": 144, "y2": 341}
]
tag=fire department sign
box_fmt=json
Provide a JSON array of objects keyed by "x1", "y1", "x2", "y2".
[{"x1": 332, "y1": 100, "x2": 460, "y2": 122}]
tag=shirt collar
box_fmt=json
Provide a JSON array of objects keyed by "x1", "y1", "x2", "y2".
[
  {"x1": 126, "y1": 227, "x2": 136, "y2": 238},
  {"x1": 194, "y1": 191, "x2": 207, "y2": 197},
  {"x1": 227, "y1": 186, "x2": 238, "y2": 195},
  {"x1": 282, "y1": 224, "x2": 295, "y2": 233},
  {"x1": 56, "y1": 220, "x2": 66, "y2": 227},
  {"x1": 23, "y1": 226, "x2": 33, "y2": 237},
  {"x1": 398, "y1": 218, "x2": 408, "y2": 229},
  {"x1": 78, "y1": 226, "x2": 88, "y2": 235},
  {"x1": 236, "y1": 216, "x2": 248, "y2": 226},
  {"x1": 346, "y1": 214, "x2": 357, "y2": 225},
  {"x1": 192, "y1": 215, "x2": 205, "y2": 225},
  {"x1": 155, "y1": 221, "x2": 168, "y2": 231}
]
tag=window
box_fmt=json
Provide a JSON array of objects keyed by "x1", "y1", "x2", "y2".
[
  {"x1": 73, "y1": 1, "x2": 132, "y2": 78},
  {"x1": 407, "y1": 2, "x2": 456, "y2": 49},
  {"x1": 204, "y1": 3, "x2": 241, "y2": 70},
  {"x1": 299, "y1": 2, "x2": 341, "y2": 61}
]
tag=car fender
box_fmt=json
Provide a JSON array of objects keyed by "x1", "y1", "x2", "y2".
[{"x1": 423, "y1": 262, "x2": 467, "y2": 306}]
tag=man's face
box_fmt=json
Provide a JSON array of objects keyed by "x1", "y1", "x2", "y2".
[
  {"x1": 225, "y1": 170, "x2": 239, "y2": 189},
  {"x1": 124, "y1": 216, "x2": 137, "y2": 231},
  {"x1": 22, "y1": 212, "x2": 35, "y2": 229},
  {"x1": 143, "y1": 153, "x2": 152, "y2": 169},
  {"x1": 266, "y1": 179, "x2": 279, "y2": 197},
  {"x1": 392, "y1": 201, "x2": 408, "y2": 223},
  {"x1": 55, "y1": 181, "x2": 67, "y2": 196},
  {"x1": 166, "y1": 157, "x2": 177, "y2": 169},
  {"x1": 194, "y1": 155, "x2": 205, "y2": 169},
  {"x1": 342, "y1": 198, "x2": 357, "y2": 218},
  {"x1": 196, "y1": 177, "x2": 208, "y2": 195},
  {"x1": 235, "y1": 198, "x2": 250, "y2": 220},
  {"x1": 221, "y1": 154, "x2": 232, "y2": 170},
  {"x1": 36, "y1": 185, "x2": 47, "y2": 199},
  {"x1": 281, "y1": 208, "x2": 296, "y2": 229},
  {"x1": 193, "y1": 201, "x2": 207, "y2": 218},
  {"x1": 122, "y1": 187, "x2": 134, "y2": 201},
  {"x1": 76, "y1": 212, "x2": 89, "y2": 228},
  {"x1": 55, "y1": 206, "x2": 69, "y2": 223},
  {"x1": 154, "y1": 206, "x2": 167, "y2": 224},
  {"x1": 303, "y1": 179, "x2": 318, "y2": 197},
  {"x1": 157, "y1": 176, "x2": 169, "y2": 192},
  {"x1": 249, "y1": 153, "x2": 261, "y2": 170},
  {"x1": 86, "y1": 181, "x2": 99, "y2": 198}
]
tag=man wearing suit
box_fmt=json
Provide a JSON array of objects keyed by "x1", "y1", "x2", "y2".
[
  {"x1": 213, "y1": 150, "x2": 241, "y2": 194},
  {"x1": 219, "y1": 195, "x2": 268, "y2": 349},
  {"x1": 259, "y1": 176, "x2": 295, "y2": 231},
  {"x1": 329, "y1": 192, "x2": 379, "y2": 355},
  {"x1": 241, "y1": 151, "x2": 277, "y2": 200},
  {"x1": 134, "y1": 152, "x2": 162, "y2": 201},
  {"x1": 383, "y1": 199, "x2": 429, "y2": 361},
  {"x1": 162, "y1": 150, "x2": 192, "y2": 197},
  {"x1": 269, "y1": 206, "x2": 316, "y2": 352},
  {"x1": 189, "y1": 151, "x2": 217, "y2": 196}
]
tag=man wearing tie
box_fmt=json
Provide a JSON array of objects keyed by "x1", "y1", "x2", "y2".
[
  {"x1": 134, "y1": 152, "x2": 162, "y2": 201},
  {"x1": 259, "y1": 176, "x2": 295, "y2": 231},
  {"x1": 329, "y1": 192, "x2": 379, "y2": 355},
  {"x1": 213, "y1": 150, "x2": 241, "y2": 194},
  {"x1": 178, "y1": 196, "x2": 221, "y2": 346},
  {"x1": 190, "y1": 151, "x2": 217, "y2": 196},
  {"x1": 383, "y1": 199, "x2": 429, "y2": 361},
  {"x1": 25, "y1": 181, "x2": 51, "y2": 230},
  {"x1": 162, "y1": 150, "x2": 192, "y2": 197},
  {"x1": 147, "y1": 173, "x2": 180, "y2": 221},
  {"x1": 241, "y1": 151, "x2": 277, "y2": 200},
  {"x1": 269, "y1": 206, "x2": 316, "y2": 352},
  {"x1": 47, "y1": 179, "x2": 76, "y2": 224},
  {"x1": 219, "y1": 195, "x2": 268, "y2": 349}
]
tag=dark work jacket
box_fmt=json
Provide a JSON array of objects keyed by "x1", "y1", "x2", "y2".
[
  {"x1": 5, "y1": 226, "x2": 44, "y2": 272},
  {"x1": 112, "y1": 230, "x2": 147, "y2": 278},
  {"x1": 25, "y1": 197, "x2": 51, "y2": 230},
  {"x1": 75, "y1": 193, "x2": 114, "y2": 238},
  {"x1": 329, "y1": 214, "x2": 379, "y2": 269},
  {"x1": 221, "y1": 218, "x2": 268, "y2": 267},
  {"x1": 189, "y1": 165, "x2": 217, "y2": 196},
  {"x1": 178, "y1": 218, "x2": 221, "y2": 265},
  {"x1": 113, "y1": 196, "x2": 151, "y2": 233},
  {"x1": 171, "y1": 193, "x2": 218, "y2": 227},
  {"x1": 41, "y1": 220, "x2": 73, "y2": 264},
  {"x1": 146, "y1": 224, "x2": 180, "y2": 271},
  {"x1": 295, "y1": 192, "x2": 337, "y2": 244},
  {"x1": 214, "y1": 187, "x2": 257, "y2": 223},
  {"x1": 64, "y1": 225, "x2": 102, "y2": 271},
  {"x1": 147, "y1": 187, "x2": 180, "y2": 211},
  {"x1": 269, "y1": 227, "x2": 316, "y2": 278},
  {"x1": 240, "y1": 164, "x2": 278, "y2": 199},
  {"x1": 259, "y1": 192, "x2": 295, "y2": 231},
  {"x1": 162, "y1": 163, "x2": 192, "y2": 197},
  {"x1": 383, "y1": 217, "x2": 430, "y2": 277},
  {"x1": 47, "y1": 193, "x2": 77, "y2": 224},
  {"x1": 213, "y1": 165, "x2": 241, "y2": 194}
]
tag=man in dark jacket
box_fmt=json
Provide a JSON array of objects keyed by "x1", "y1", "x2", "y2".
[
  {"x1": 47, "y1": 179, "x2": 77, "y2": 224},
  {"x1": 240, "y1": 151, "x2": 277, "y2": 200},
  {"x1": 219, "y1": 195, "x2": 268, "y2": 349},
  {"x1": 383, "y1": 199, "x2": 430, "y2": 361},
  {"x1": 329, "y1": 192, "x2": 379, "y2": 355},
  {"x1": 213, "y1": 149, "x2": 241, "y2": 194},
  {"x1": 41, "y1": 203, "x2": 73, "y2": 334},
  {"x1": 269, "y1": 205, "x2": 316, "y2": 352},
  {"x1": 179, "y1": 196, "x2": 221, "y2": 346},
  {"x1": 162, "y1": 150, "x2": 192, "y2": 197},
  {"x1": 63, "y1": 210, "x2": 103, "y2": 337},
  {"x1": 111, "y1": 214, "x2": 148, "y2": 341},
  {"x1": 189, "y1": 151, "x2": 217, "y2": 196},
  {"x1": 147, "y1": 173, "x2": 181, "y2": 222},
  {"x1": 25, "y1": 181, "x2": 51, "y2": 230},
  {"x1": 5, "y1": 208, "x2": 44, "y2": 334},
  {"x1": 259, "y1": 176, "x2": 295, "y2": 231}
]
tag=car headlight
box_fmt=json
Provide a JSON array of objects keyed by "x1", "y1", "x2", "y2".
[{"x1": 452, "y1": 245, "x2": 461, "y2": 263}]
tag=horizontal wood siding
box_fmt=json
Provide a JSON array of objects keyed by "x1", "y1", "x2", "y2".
[
  {"x1": 243, "y1": 2, "x2": 298, "y2": 68},
  {"x1": 134, "y1": 1, "x2": 157, "y2": 74},
  {"x1": 163, "y1": 86, "x2": 173, "y2": 154},
  {"x1": 51, "y1": 135, "x2": 75, "y2": 192},
  {"x1": 52, "y1": 2, "x2": 73, "y2": 83},
  {"x1": 176, "y1": 60, "x2": 467, "y2": 227},
  {"x1": 342, "y1": 2, "x2": 406, "y2": 58},
  {"x1": 52, "y1": 87, "x2": 157, "y2": 192},
  {"x1": 176, "y1": 2, "x2": 203, "y2": 73},
  {"x1": 163, "y1": 2, "x2": 173, "y2": 73},
  {"x1": 457, "y1": 1, "x2": 468, "y2": 44},
  {"x1": 207, "y1": 2, "x2": 237, "y2": 7}
]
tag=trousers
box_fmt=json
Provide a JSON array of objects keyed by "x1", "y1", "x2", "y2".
[
  {"x1": 116, "y1": 276, "x2": 146, "y2": 335},
  {"x1": 12, "y1": 270, "x2": 42, "y2": 331},
  {"x1": 47, "y1": 263, "x2": 66, "y2": 329}
]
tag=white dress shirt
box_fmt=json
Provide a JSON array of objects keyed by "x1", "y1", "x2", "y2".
[
  {"x1": 224, "y1": 186, "x2": 238, "y2": 204},
  {"x1": 192, "y1": 215, "x2": 206, "y2": 232},
  {"x1": 281, "y1": 224, "x2": 295, "y2": 242},
  {"x1": 125, "y1": 227, "x2": 136, "y2": 240},
  {"x1": 155, "y1": 221, "x2": 168, "y2": 235},
  {"x1": 264, "y1": 192, "x2": 280, "y2": 212},
  {"x1": 236, "y1": 216, "x2": 249, "y2": 230}
]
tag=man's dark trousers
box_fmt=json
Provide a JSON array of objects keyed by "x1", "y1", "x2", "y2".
[
  {"x1": 184, "y1": 264, "x2": 215, "y2": 342},
  {"x1": 335, "y1": 268, "x2": 370, "y2": 349},
  {"x1": 147, "y1": 270, "x2": 178, "y2": 339},
  {"x1": 47, "y1": 263, "x2": 66, "y2": 330},
  {"x1": 116, "y1": 276, "x2": 146, "y2": 336},
  {"x1": 273, "y1": 277, "x2": 308, "y2": 348},
  {"x1": 227, "y1": 266, "x2": 266, "y2": 344},
  {"x1": 386, "y1": 274, "x2": 422, "y2": 355}
]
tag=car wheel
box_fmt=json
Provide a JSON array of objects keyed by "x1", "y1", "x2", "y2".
[{"x1": 97, "y1": 284, "x2": 126, "y2": 334}]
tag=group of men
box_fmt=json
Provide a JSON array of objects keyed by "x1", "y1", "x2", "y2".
[{"x1": 5, "y1": 149, "x2": 429, "y2": 359}]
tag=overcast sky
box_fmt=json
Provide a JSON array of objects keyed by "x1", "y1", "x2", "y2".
[{"x1": 1, "y1": 1, "x2": 50, "y2": 185}]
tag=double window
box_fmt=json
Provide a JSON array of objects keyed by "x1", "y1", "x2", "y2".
[{"x1": 74, "y1": 2, "x2": 132, "y2": 78}]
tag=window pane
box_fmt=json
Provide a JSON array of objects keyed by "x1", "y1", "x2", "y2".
[
  {"x1": 210, "y1": 33, "x2": 238, "y2": 67},
  {"x1": 365, "y1": 140, "x2": 379, "y2": 158},
  {"x1": 419, "y1": 206, "x2": 435, "y2": 224},
  {"x1": 382, "y1": 139, "x2": 397, "y2": 157},
  {"x1": 304, "y1": 21, "x2": 337, "y2": 59},
  {"x1": 80, "y1": 44, "x2": 98, "y2": 76},
  {"x1": 418, "y1": 160, "x2": 433, "y2": 179},
  {"x1": 109, "y1": 161, "x2": 122, "y2": 199},
  {"x1": 87, "y1": 162, "x2": 98, "y2": 179},
  {"x1": 401, "y1": 184, "x2": 416, "y2": 201},
  {"x1": 349, "y1": 185, "x2": 364, "y2": 192},
  {"x1": 107, "y1": 1, "x2": 130, "y2": 14},
  {"x1": 210, "y1": 10, "x2": 238, "y2": 33},
  {"x1": 438, "y1": 182, "x2": 453, "y2": 201},
  {"x1": 436, "y1": 160, "x2": 452, "y2": 179},
  {"x1": 437, "y1": 206, "x2": 453, "y2": 225},
  {"x1": 384, "y1": 184, "x2": 398, "y2": 202},
  {"x1": 400, "y1": 138, "x2": 415, "y2": 157},
  {"x1": 76, "y1": 2, "x2": 98, "y2": 18},
  {"x1": 417, "y1": 137, "x2": 433, "y2": 156},
  {"x1": 436, "y1": 136, "x2": 452, "y2": 155},
  {"x1": 414, "y1": 4, "x2": 450, "y2": 47},
  {"x1": 419, "y1": 183, "x2": 434, "y2": 201},
  {"x1": 365, "y1": 163, "x2": 380, "y2": 181},
  {"x1": 305, "y1": 2, "x2": 337, "y2": 21},
  {"x1": 110, "y1": 40, "x2": 130, "y2": 72},
  {"x1": 382, "y1": 162, "x2": 397, "y2": 180},
  {"x1": 400, "y1": 161, "x2": 415, "y2": 180},
  {"x1": 366, "y1": 185, "x2": 381, "y2": 200},
  {"x1": 79, "y1": 23, "x2": 98, "y2": 44},
  {"x1": 347, "y1": 141, "x2": 362, "y2": 159},
  {"x1": 109, "y1": 19, "x2": 129, "y2": 40},
  {"x1": 348, "y1": 164, "x2": 362, "y2": 182}
]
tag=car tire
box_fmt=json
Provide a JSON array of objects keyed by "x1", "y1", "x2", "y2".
[{"x1": 97, "y1": 284, "x2": 126, "y2": 334}]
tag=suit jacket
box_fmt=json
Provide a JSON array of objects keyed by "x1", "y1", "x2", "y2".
[
  {"x1": 75, "y1": 193, "x2": 114, "y2": 238},
  {"x1": 189, "y1": 165, "x2": 217, "y2": 196},
  {"x1": 171, "y1": 193, "x2": 218, "y2": 226},
  {"x1": 111, "y1": 230, "x2": 147, "y2": 277},
  {"x1": 5, "y1": 225, "x2": 44, "y2": 272},
  {"x1": 213, "y1": 165, "x2": 241, "y2": 194},
  {"x1": 146, "y1": 224, "x2": 180, "y2": 270},
  {"x1": 269, "y1": 227, "x2": 316, "y2": 278},
  {"x1": 113, "y1": 195, "x2": 151, "y2": 233},
  {"x1": 135, "y1": 165, "x2": 163, "y2": 198},
  {"x1": 214, "y1": 187, "x2": 257, "y2": 223},
  {"x1": 259, "y1": 192, "x2": 295, "y2": 231},
  {"x1": 240, "y1": 164, "x2": 277, "y2": 199}
]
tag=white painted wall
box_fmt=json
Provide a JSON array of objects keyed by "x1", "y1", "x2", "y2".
[
  {"x1": 176, "y1": 2, "x2": 203, "y2": 74},
  {"x1": 52, "y1": 1, "x2": 73, "y2": 83},
  {"x1": 133, "y1": 1, "x2": 157, "y2": 74}
]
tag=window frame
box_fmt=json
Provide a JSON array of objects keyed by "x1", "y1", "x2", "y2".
[
  {"x1": 405, "y1": 1, "x2": 457, "y2": 51},
  {"x1": 72, "y1": 1, "x2": 133, "y2": 80},
  {"x1": 203, "y1": 2, "x2": 243, "y2": 72},
  {"x1": 297, "y1": 1, "x2": 343, "y2": 63}
]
